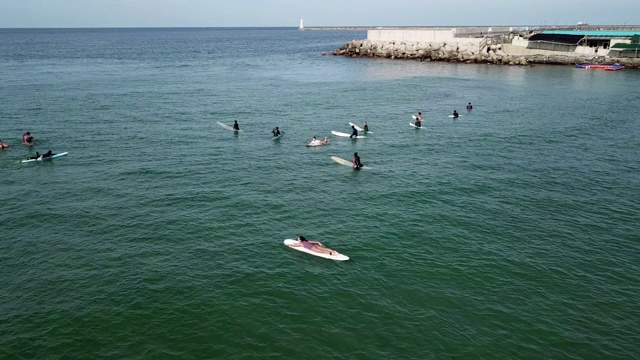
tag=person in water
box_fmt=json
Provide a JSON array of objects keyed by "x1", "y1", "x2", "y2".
[
  {"x1": 311, "y1": 136, "x2": 319, "y2": 143},
  {"x1": 292, "y1": 236, "x2": 337, "y2": 255},
  {"x1": 466, "y1": 102, "x2": 473, "y2": 110},
  {"x1": 416, "y1": 112, "x2": 424, "y2": 121},
  {"x1": 272, "y1": 127, "x2": 281, "y2": 136},
  {"x1": 352, "y1": 152, "x2": 363, "y2": 169},
  {"x1": 23, "y1": 132, "x2": 34, "y2": 145},
  {"x1": 452, "y1": 110, "x2": 459, "y2": 118},
  {"x1": 363, "y1": 121, "x2": 369, "y2": 132},
  {"x1": 0, "y1": 140, "x2": 9, "y2": 149},
  {"x1": 349, "y1": 125, "x2": 358, "y2": 139},
  {"x1": 321, "y1": 136, "x2": 329, "y2": 145},
  {"x1": 232, "y1": 120, "x2": 239, "y2": 131}
]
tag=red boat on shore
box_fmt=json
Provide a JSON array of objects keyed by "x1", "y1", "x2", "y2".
[{"x1": 576, "y1": 64, "x2": 624, "y2": 71}]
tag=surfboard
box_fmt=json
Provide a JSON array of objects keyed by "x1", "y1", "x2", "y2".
[
  {"x1": 331, "y1": 131, "x2": 365, "y2": 139},
  {"x1": 306, "y1": 140, "x2": 326, "y2": 147},
  {"x1": 330, "y1": 156, "x2": 370, "y2": 169},
  {"x1": 20, "y1": 152, "x2": 68, "y2": 163},
  {"x1": 348, "y1": 122, "x2": 364, "y2": 131},
  {"x1": 409, "y1": 122, "x2": 423, "y2": 129},
  {"x1": 284, "y1": 239, "x2": 349, "y2": 261},
  {"x1": 448, "y1": 114, "x2": 463, "y2": 118},
  {"x1": 217, "y1": 121, "x2": 242, "y2": 132}
]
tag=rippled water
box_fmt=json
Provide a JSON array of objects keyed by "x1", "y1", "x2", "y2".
[{"x1": 1, "y1": 28, "x2": 639, "y2": 359}]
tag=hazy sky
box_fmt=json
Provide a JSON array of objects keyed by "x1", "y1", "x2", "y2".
[{"x1": 1, "y1": 0, "x2": 638, "y2": 28}]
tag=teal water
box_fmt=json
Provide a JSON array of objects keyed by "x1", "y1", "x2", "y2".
[{"x1": 1, "y1": 28, "x2": 639, "y2": 359}]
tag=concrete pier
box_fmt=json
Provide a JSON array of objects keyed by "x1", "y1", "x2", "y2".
[{"x1": 331, "y1": 27, "x2": 640, "y2": 68}]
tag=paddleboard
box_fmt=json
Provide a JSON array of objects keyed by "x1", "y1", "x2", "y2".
[
  {"x1": 284, "y1": 239, "x2": 349, "y2": 261},
  {"x1": 330, "y1": 156, "x2": 370, "y2": 169},
  {"x1": 348, "y1": 122, "x2": 364, "y2": 131},
  {"x1": 331, "y1": 131, "x2": 366, "y2": 139},
  {"x1": 217, "y1": 121, "x2": 242, "y2": 132},
  {"x1": 448, "y1": 114, "x2": 463, "y2": 118},
  {"x1": 409, "y1": 122, "x2": 424, "y2": 129},
  {"x1": 20, "y1": 152, "x2": 68, "y2": 163}
]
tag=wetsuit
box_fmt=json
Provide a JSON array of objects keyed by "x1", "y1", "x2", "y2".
[
  {"x1": 350, "y1": 127, "x2": 358, "y2": 139},
  {"x1": 453, "y1": 112, "x2": 459, "y2": 118},
  {"x1": 233, "y1": 122, "x2": 239, "y2": 131},
  {"x1": 273, "y1": 129, "x2": 281, "y2": 136},
  {"x1": 353, "y1": 155, "x2": 363, "y2": 169},
  {"x1": 364, "y1": 124, "x2": 369, "y2": 131}
]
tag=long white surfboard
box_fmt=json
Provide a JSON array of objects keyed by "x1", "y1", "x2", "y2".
[
  {"x1": 448, "y1": 114, "x2": 463, "y2": 118},
  {"x1": 20, "y1": 152, "x2": 68, "y2": 163},
  {"x1": 330, "y1": 156, "x2": 370, "y2": 169},
  {"x1": 217, "y1": 121, "x2": 242, "y2": 132},
  {"x1": 331, "y1": 131, "x2": 366, "y2": 139},
  {"x1": 284, "y1": 239, "x2": 349, "y2": 261}
]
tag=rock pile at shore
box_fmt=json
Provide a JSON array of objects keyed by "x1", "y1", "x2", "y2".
[{"x1": 332, "y1": 40, "x2": 640, "y2": 68}]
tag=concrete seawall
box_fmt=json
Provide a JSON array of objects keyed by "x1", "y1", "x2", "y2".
[{"x1": 332, "y1": 29, "x2": 640, "y2": 68}]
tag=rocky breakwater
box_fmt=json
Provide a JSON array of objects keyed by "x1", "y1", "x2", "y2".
[
  {"x1": 332, "y1": 39, "x2": 640, "y2": 68},
  {"x1": 332, "y1": 39, "x2": 529, "y2": 65}
]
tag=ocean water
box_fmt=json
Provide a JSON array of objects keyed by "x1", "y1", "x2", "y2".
[{"x1": 1, "y1": 28, "x2": 639, "y2": 359}]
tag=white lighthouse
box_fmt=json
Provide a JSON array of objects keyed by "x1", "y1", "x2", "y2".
[{"x1": 299, "y1": 18, "x2": 304, "y2": 30}]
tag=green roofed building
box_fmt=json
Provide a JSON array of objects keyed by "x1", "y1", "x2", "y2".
[{"x1": 523, "y1": 29, "x2": 640, "y2": 58}]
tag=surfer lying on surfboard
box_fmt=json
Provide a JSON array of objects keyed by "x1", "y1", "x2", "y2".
[{"x1": 291, "y1": 236, "x2": 338, "y2": 256}]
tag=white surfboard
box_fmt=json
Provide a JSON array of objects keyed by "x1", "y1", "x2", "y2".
[
  {"x1": 284, "y1": 239, "x2": 349, "y2": 261},
  {"x1": 306, "y1": 140, "x2": 326, "y2": 147},
  {"x1": 331, "y1": 131, "x2": 366, "y2": 139},
  {"x1": 20, "y1": 152, "x2": 68, "y2": 163},
  {"x1": 217, "y1": 121, "x2": 242, "y2": 132},
  {"x1": 348, "y1": 122, "x2": 364, "y2": 131},
  {"x1": 448, "y1": 114, "x2": 463, "y2": 118},
  {"x1": 330, "y1": 156, "x2": 370, "y2": 169},
  {"x1": 409, "y1": 122, "x2": 424, "y2": 129}
]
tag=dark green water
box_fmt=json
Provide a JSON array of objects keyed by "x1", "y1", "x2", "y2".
[{"x1": 1, "y1": 28, "x2": 639, "y2": 359}]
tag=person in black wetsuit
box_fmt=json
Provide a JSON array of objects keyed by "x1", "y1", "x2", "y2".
[
  {"x1": 233, "y1": 120, "x2": 240, "y2": 131},
  {"x1": 42, "y1": 150, "x2": 55, "y2": 158},
  {"x1": 352, "y1": 152, "x2": 363, "y2": 169},
  {"x1": 272, "y1": 127, "x2": 281, "y2": 136},
  {"x1": 349, "y1": 125, "x2": 358, "y2": 139},
  {"x1": 452, "y1": 110, "x2": 459, "y2": 118}
]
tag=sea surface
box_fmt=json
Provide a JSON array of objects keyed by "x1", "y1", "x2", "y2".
[{"x1": 1, "y1": 28, "x2": 639, "y2": 359}]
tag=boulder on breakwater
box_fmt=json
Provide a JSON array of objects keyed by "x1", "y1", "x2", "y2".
[{"x1": 332, "y1": 40, "x2": 640, "y2": 68}]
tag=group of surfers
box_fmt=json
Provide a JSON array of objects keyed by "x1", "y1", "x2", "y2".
[
  {"x1": 0, "y1": 131, "x2": 35, "y2": 149},
  {"x1": 411, "y1": 103, "x2": 473, "y2": 127}
]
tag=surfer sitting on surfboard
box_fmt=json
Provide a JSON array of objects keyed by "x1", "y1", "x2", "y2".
[
  {"x1": 352, "y1": 152, "x2": 363, "y2": 169},
  {"x1": 233, "y1": 120, "x2": 240, "y2": 131},
  {"x1": 452, "y1": 110, "x2": 459, "y2": 118},
  {"x1": 363, "y1": 121, "x2": 369, "y2": 132},
  {"x1": 350, "y1": 125, "x2": 358, "y2": 139},
  {"x1": 292, "y1": 236, "x2": 337, "y2": 255},
  {"x1": 272, "y1": 127, "x2": 281, "y2": 136}
]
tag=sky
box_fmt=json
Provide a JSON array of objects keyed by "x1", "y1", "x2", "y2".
[{"x1": 0, "y1": 0, "x2": 639, "y2": 28}]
